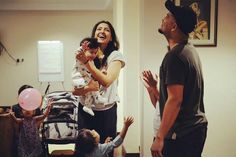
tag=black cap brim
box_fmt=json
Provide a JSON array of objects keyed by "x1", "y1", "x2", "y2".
[{"x1": 164, "y1": 0, "x2": 197, "y2": 35}]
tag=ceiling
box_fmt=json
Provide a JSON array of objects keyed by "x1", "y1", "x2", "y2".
[{"x1": 0, "y1": 0, "x2": 113, "y2": 11}]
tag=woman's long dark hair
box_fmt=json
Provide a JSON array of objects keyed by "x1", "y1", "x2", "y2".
[{"x1": 91, "y1": 20, "x2": 120, "y2": 69}]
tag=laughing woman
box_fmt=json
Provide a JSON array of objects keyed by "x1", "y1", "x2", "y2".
[{"x1": 73, "y1": 21, "x2": 125, "y2": 147}]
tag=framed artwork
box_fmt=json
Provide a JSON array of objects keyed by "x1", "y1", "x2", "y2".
[{"x1": 174, "y1": 0, "x2": 218, "y2": 46}]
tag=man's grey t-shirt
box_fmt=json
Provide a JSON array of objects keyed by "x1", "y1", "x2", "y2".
[{"x1": 159, "y1": 41, "x2": 207, "y2": 139}]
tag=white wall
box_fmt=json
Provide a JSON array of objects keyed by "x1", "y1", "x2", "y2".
[
  {"x1": 140, "y1": 0, "x2": 236, "y2": 157},
  {"x1": 113, "y1": 0, "x2": 141, "y2": 153},
  {"x1": 1, "y1": 0, "x2": 236, "y2": 156},
  {"x1": 0, "y1": 10, "x2": 112, "y2": 104},
  {"x1": 121, "y1": 0, "x2": 141, "y2": 153}
]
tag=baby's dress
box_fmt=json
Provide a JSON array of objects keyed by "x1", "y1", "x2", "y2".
[{"x1": 18, "y1": 117, "x2": 43, "y2": 157}]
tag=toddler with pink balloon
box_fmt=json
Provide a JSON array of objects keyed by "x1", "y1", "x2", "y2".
[{"x1": 10, "y1": 88, "x2": 53, "y2": 157}]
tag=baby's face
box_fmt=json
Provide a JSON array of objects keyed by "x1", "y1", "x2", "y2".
[{"x1": 85, "y1": 48, "x2": 98, "y2": 60}]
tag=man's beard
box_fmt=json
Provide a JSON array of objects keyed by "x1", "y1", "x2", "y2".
[{"x1": 158, "y1": 28, "x2": 163, "y2": 34}]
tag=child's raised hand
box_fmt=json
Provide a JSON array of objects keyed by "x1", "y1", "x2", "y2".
[
  {"x1": 124, "y1": 116, "x2": 134, "y2": 128},
  {"x1": 141, "y1": 70, "x2": 158, "y2": 89},
  {"x1": 47, "y1": 99, "x2": 53, "y2": 110},
  {"x1": 42, "y1": 99, "x2": 53, "y2": 118}
]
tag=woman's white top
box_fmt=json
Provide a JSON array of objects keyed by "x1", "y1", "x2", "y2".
[{"x1": 79, "y1": 50, "x2": 125, "y2": 111}]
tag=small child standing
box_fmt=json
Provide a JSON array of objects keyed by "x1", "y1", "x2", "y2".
[
  {"x1": 10, "y1": 100, "x2": 52, "y2": 157},
  {"x1": 76, "y1": 116, "x2": 134, "y2": 157},
  {"x1": 72, "y1": 37, "x2": 107, "y2": 116}
]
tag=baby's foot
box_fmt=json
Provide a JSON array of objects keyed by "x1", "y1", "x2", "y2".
[{"x1": 83, "y1": 106, "x2": 94, "y2": 116}]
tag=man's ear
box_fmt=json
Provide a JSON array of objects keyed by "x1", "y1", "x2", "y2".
[{"x1": 171, "y1": 23, "x2": 178, "y2": 32}]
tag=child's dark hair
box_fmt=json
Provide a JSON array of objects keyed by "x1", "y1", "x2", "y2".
[
  {"x1": 76, "y1": 129, "x2": 97, "y2": 156},
  {"x1": 80, "y1": 37, "x2": 100, "y2": 49},
  {"x1": 18, "y1": 84, "x2": 33, "y2": 95}
]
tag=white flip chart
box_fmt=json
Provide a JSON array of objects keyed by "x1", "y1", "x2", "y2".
[{"x1": 37, "y1": 41, "x2": 64, "y2": 82}]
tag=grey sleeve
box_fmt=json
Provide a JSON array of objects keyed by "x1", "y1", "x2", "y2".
[
  {"x1": 98, "y1": 135, "x2": 123, "y2": 155},
  {"x1": 107, "y1": 51, "x2": 126, "y2": 68}
]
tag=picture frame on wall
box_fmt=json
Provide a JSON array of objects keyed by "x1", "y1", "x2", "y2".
[{"x1": 174, "y1": 0, "x2": 218, "y2": 47}]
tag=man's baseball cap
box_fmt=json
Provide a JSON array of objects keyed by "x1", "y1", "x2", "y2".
[{"x1": 165, "y1": 0, "x2": 197, "y2": 35}]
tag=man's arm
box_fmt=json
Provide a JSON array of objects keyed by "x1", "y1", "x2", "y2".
[
  {"x1": 156, "y1": 84, "x2": 183, "y2": 139},
  {"x1": 151, "y1": 84, "x2": 183, "y2": 157}
]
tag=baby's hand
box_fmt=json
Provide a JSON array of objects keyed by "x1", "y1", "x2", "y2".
[
  {"x1": 81, "y1": 41, "x2": 90, "y2": 51},
  {"x1": 76, "y1": 41, "x2": 90, "y2": 53},
  {"x1": 76, "y1": 50, "x2": 88, "y2": 64},
  {"x1": 124, "y1": 116, "x2": 134, "y2": 128}
]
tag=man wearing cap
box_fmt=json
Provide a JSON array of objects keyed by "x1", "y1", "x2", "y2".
[{"x1": 148, "y1": 1, "x2": 208, "y2": 157}]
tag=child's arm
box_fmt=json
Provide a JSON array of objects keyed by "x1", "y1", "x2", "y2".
[
  {"x1": 119, "y1": 116, "x2": 134, "y2": 139},
  {"x1": 141, "y1": 70, "x2": 159, "y2": 108},
  {"x1": 35, "y1": 100, "x2": 53, "y2": 122},
  {"x1": 99, "y1": 116, "x2": 134, "y2": 154},
  {"x1": 10, "y1": 111, "x2": 23, "y2": 124}
]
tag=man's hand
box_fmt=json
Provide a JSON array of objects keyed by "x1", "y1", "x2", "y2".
[{"x1": 151, "y1": 136, "x2": 164, "y2": 157}]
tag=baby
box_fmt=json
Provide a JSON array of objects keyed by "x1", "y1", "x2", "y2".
[
  {"x1": 71, "y1": 37, "x2": 107, "y2": 116},
  {"x1": 76, "y1": 116, "x2": 134, "y2": 157}
]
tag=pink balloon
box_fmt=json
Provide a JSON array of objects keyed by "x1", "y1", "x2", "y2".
[{"x1": 18, "y1": 88, "x2": 42, "y2": 111}]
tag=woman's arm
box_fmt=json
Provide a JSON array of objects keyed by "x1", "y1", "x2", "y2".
[
  {"x1": 85, "y1": 60, "x2": 122, "y2": 88},
  {"x1": 75, "y1": 50, "x2": 123, "y2": 88}
]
